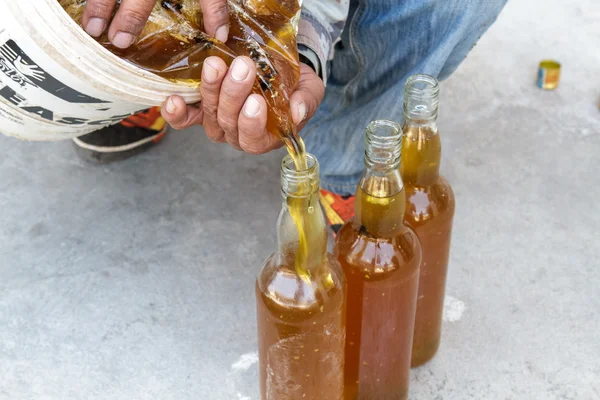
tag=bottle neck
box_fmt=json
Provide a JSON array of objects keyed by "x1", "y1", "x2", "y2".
[
  {"x1": 355, "y1": 120, "x2": 406, "y2": 238},
  {"x1": 278, "y1": 154, "x2": 327, "y2": 273},
  {"x1": 401, "y1": 74, "x2": 442, "y2": 186}
]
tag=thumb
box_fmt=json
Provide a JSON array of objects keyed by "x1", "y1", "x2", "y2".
[
  {"x1": 290, "y1": 64, "x2": 325, "y2": 131},
  {"x1": 161, "y1": 96, "x2": 204, "y2": 130},
  {"x1": 200, "y1": 0, "x2": 230, "y2": 42}
]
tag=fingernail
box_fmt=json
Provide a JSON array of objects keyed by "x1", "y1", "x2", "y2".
[
  {"x1": 215, "y1": 25, "x2": 229, "y2": 43},
  {"x1": 297, "y1": 102, "x2": 307, "y2": 122},
  {"x1": 166, "y1": 98, "x2": 176, "y2": 114},
  {"x1": 203, "y1": 61, "x2": 219, "y2": 83},
  {"x1": 85, "y1": 18, "x2": 106, "y2": 37},
  {"x1": 112, "y1": 32, "x2": 135, "y2": 49},
  {"x1": 244, "y1": 97, "x2": 261, "y2": 117},
  {"x1": 231, "y1": 58, "x2": 250, "y2": 82}
]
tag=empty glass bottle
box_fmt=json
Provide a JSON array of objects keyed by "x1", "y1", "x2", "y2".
[
  {"x1": 256, "y1": 153, "x2": 346, "y2": 400},
  {"x1": 401, "y1": 75, "x2": 455, "y2": 367},
  {"x1": 334, "y1": 121, "x2": 422, "y2": 400}
]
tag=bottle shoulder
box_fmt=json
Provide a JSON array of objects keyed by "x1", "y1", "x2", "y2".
[
  {"x1": 334, "y1": 222, "x2": 421, "y2": 280},
  {"x1": 404, "y1": 176, "x2": 455, "y2": 225},
  {"x1": 256, "y1": 252, "x2": 346, "y2": 313}
]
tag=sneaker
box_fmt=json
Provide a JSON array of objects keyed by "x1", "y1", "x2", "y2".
[
  {"x1": 320, "y1": 189, "x2": 355, "y2": 236},
  {"x1": 73, "y1": 107, "x2": 167, "y2": 163}
]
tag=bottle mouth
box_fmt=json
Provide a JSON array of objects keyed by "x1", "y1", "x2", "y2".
[
  {"x1": 365, "y1": 120, "x2": 402, "y2": 166},
  {"x1": 366, "y1": 119, "x2": 402, "y2": 142},
  {"x1": 404, "y1": 74, "x2": 439, "y2": 119},
  {"x1": 281, "y1": 153, "x2": 320, "y2": 197},
  {"x1": 405, "y1": 74, "x2": 440, "y2": 96}
]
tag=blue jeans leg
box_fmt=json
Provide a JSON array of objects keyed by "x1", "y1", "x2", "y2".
[{"x1": 304, "y1": 0, "x2": 508, "y2": 195}]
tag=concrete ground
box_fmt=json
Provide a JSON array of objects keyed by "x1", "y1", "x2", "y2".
[{"x1": 1, "y1": 0, "x2": 599, "y2": 399}]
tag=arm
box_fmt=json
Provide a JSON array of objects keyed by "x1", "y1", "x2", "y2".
[
  {"x1": 297, "y1": 0, "x2": 350, "y2": 84},
  {"x1": 162, "y1": 0, "x2": 349, "y2": 154}
]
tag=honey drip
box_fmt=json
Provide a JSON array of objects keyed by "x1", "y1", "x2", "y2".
[{"x1": 61, "y1": 0, "x2": 314, "y2": 277}]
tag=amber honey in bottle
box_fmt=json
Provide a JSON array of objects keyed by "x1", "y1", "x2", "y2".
[
  {"x1": 256, "y1": 154, "x2": 346, "y2": 400},
  {"x1": 401, "y1": 75, "x2": 456, "y2": 367},
  {"x1": 334, "y1": 121, "x2": 422, "y2": 400}
]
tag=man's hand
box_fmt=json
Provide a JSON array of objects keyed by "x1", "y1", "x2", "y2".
[
  {"x1": 161, "y1": 57, "x2": 325, "y2": 154},
  {"x1": 83, "y1": 0, "x2": 230, "y2": 48}
]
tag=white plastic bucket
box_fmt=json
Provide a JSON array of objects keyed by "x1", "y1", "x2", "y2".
[{"x1": 0, "y1": 0, "x2": 201, "y2": 141}]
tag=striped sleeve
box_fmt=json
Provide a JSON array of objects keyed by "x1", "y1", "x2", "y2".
[{"x1": 297, "y1": 0, "x2": 350, "y2": 85}]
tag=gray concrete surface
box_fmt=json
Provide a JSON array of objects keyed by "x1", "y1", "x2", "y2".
[{"x1": 1, "y1": 0, "x2": 600, "y2": 399}]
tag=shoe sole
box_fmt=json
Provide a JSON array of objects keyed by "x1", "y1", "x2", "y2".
[{"x1": 72, "y1": 130, "x2": 166, "y2": 164}]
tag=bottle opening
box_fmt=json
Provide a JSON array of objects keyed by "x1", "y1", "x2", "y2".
[
  {"x1": 404, "y1": 74, "x2": 439, "y2": 120},
  {"x1": 365, "y1": 120, "x2": 403, "y2": 167},
  {"x1": 281, "y1": 153, "x2": 320, "y2": 197},
  {"x1": 367, "y1": 120, "x2": 403, "y2": 140},
  {"x1": 405, "y1": 74, "x2": 439, "y2": 94}
]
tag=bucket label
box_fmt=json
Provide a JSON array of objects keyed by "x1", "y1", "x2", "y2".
[
  {"x1": 0, "y1": 35, "x2": 147, "y2": 129},
  {"x1": 0, "y1": 83, "x2": 136, "y2": 125},
  {"x1": 0, "y1": 23, "x2": 148, "y2": 140},
  {"x1": 0, "y1": 39, "x2": 108, "y2": 104}
]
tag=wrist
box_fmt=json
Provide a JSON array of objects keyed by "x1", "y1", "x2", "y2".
[
  {"x1": 299, "y1": 53, "x2": 316, "y2": 72},
  {"x1": 298, "y1": 45, "x2": 323, "y2": 81}
]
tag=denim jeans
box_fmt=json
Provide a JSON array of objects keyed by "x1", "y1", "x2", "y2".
[{"x1": 304, "y1": 0, "x2": 508, "y2": 195}]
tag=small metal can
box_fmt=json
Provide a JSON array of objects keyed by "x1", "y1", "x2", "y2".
[{"x1": 537, "y1": 60, "x2": 561, "y2": 90}]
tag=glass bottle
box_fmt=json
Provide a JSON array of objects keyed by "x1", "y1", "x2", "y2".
[
  {"x1": 401, "y1": 75, "x2": 456, "y2": 367},
  {"x1": 256, "y1": 153, "x2": 346, "y2": 400},
  {"x1": 334, "y1": 121, "x2": 422, "y2": 400}
]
